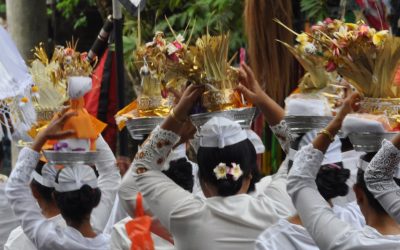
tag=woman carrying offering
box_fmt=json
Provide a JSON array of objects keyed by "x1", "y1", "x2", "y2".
[
  {"x1": 287, "y1": 93, "x2": 400, "y2": 249},
  {"x1": 122, "y1": 64, "x2": 296, "y2": 250},
  {"x1": 6, "y1": 111, "x2": 121, "y2": 250}
]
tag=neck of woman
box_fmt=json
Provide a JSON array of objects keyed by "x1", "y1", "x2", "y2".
[
  {"x1": 67, "y1": 217, "x2": 97, "y2": 238},
  {"x1": 367, "y1": 212, "x2": 400, "y2": 235},
  {"x1": 39, "y1": 200, "x2": 60, "y2": 219}
]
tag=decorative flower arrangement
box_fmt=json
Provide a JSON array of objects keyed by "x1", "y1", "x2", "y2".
[
  {"x1": 168, "y1": 32, "x2": 248, "y2": 112},
  {"x1": 213, "y1": 162, "x2": 243, "y2": 181},
  {"x1": 280, "y1": 18, "x2": 400, "y2": 98},
  {"x1": 278, "y1": 18, "x2": 400, "y2": 131}
]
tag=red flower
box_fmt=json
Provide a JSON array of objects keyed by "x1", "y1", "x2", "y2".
[
  {"x1": 325, "y1": 61, "x2": 337, "y2": 72},
  {"x1": 324, "y1": 18, "x2": 333, "y2": 25},
  {"x1": 80, "y1": 52, "x2": 88, "y2": 61}
]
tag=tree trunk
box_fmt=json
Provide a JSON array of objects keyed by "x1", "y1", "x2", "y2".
[
  {"x1": 5, "y1": 0, "x2": 48, "y2": 167},
  {"x1": 6, "y1": 0, "x2": 48, "y2": 60}
]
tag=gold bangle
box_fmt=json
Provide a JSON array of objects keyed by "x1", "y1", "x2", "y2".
[
  {"x1": 170, "y1": 108, "x2": 187, "y2": 124},
  {"x1": 318, "y1": 129, "x2": 335, "y2": 142}
]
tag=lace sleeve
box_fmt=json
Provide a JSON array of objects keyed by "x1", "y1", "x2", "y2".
[
  {"x1": 365, "y1": 139, "x2": 400, "y2": 223},
  {"x1": 287, "y1": 144, "x2": 356, "y2": 250},
  {"x1": 132, "y1": 126, "x2": 180, "y2": 171},
  {"x1": 270, "y1": 120, "x2": 296, "y2": 153}
]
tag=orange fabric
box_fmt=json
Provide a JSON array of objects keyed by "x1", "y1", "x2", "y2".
[
  {"x1": 116, "y1": 100, "x2": 138, "y2": 130},
  {"x1": 63, "y1": 98, "x2": 107, "y2": 139},
  {"x1": 125, "y1": 193, "x2": 155, "y2": 250},
  {"x1": 291, "y1": 87, "x2": 301, "y2": 94}
]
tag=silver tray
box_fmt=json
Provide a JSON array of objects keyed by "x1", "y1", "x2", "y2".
[
  {"x1": 348, "y1": 132, "x2": 397, "y2": 152},
  {"x1": 43, "y1": 150, "x2": 100, "y2": 165},
  {"x1": 284, "y1": 116, "x2": 333, "y2": 133},
  {"x1": 126, "y1": 117, "x2": 164, "y2": 139},
  {"x1": 190, "y1": 107, "x2": 257, "y2": 130}
]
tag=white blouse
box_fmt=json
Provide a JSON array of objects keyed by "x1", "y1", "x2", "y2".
[
  {"x1": 5, "y1": 214, "x2": 65, "y2": 250},
  {"x1": 365, "y1": 139, "x2": 400, "y2": 224},
  {"x1": 5, "y1": 136, "x2": 121, "y2": 250},
  {"x1": 128, "y1": 126, "x2": 295, "y2": 250},
  {"x1": 288, "y1": 144, "x2": 400, "y2": 250},
  {"x1": 255, "y1": 202, "x2": 365, "y2": 250},
  {"x1": 0, "y1": 180, "x2": 19, "y2": 250}
]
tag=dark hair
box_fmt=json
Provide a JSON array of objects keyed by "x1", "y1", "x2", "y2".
[
  {"x1": 162, "y1": 157, "x2": 194, "y2": 192},
  {"x1": 356, "y1": 168, "x2": 388, "y2": 214},
  {"x1": 30, "y1": 161, "x2": 54, "y2": 203},
  {"x1": 197, "y1": 139, "x2": 257, "y2": 197},
  {"x1": 54, "y1": 169, "x2": 101, "y2": 223},
  {"x1": 316, "y1": 163, "x2": 350, "y2": 200},
  {"x1": 288, "y1": 134, "x2": 350, "y2": 201},
  {"x1": 354, "y1": 152, "x2": 388, "y2": 214}
]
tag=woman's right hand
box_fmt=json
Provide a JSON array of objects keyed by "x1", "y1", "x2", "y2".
[
  {"x1": 237, "y1": 62, "x2": 268, "y2": 106},
  {"x1": 31, "y1": 110, "x2": 77, "y2": 152},
  {"x1": 172, "y1": 84, "x2": 205, "y2": 122}
]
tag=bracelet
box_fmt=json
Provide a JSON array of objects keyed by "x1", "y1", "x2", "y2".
[
  {"x1": 170, "y1": 108, "x2": 187, "y2": 124},
  {"x1": 318, "y1": 129, "x2": 335, "y2": 142}
]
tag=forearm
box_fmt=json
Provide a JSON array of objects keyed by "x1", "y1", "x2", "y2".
[
  {"x1": 5, "y1": 147, "x2": 46, "y2": 245},
  {"x1": 365, "y1": 140, "x2": 400, "y2": 223},
  {"x1": 132, "y1": 126, "x2": 180, "y2": 171},
  {"x1": 257, "y1": 93, "x2": 285, "y2": 126},
  {"x1": 312, "y1": 116, "x2": 343, "y2": 153},
  {"x1": 91, "y1": 135, "x2": 121, "y2": 232},
  {"x1": 288, "y1": 144, "x2": 352, "y2": 250}
]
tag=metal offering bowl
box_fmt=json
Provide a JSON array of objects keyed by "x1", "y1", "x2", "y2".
[
  {"x1": 284, "y1": 116, "x2": 333, "y2": 133},
  {"x1": 126, "y1": 116, "x2": 164, "y2": 139},
  {"x1": 43, "y1": 150, "x2": 100, "y2": 165},
  {"x1": 190, "y1": 107, "x2": 257, "y2": 130},
  {"x1": 348, "y1": 132, "x2": 397, "y2": 152}
]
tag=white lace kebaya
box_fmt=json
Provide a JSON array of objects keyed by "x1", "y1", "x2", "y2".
[
  {"x1": 365, "y1": 139, "x2": 400, "y2": 224},
  {"x1": 129, "y1": 118, "x2": 295, "y2": 250},
  {"x1": 288, "y1": 144, "x2": 400, "y2": 250}
]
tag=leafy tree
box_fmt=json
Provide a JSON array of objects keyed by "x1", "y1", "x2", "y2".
[{"x1": 122, "y1": 0, "x2": 245, "y2": 84}]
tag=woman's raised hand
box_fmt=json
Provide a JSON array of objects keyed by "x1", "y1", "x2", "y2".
[
  {"x1": 31, "y1": 109, "x2": 77, "y2": 152},
  {"x1": 172, "y1": 84, "x2": 205, "y2": 121},
  {"x1": 237, "y1": 62, "x2": 267, "y2": 106}
]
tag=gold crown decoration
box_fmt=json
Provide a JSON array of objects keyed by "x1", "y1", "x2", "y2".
[
  {"x1": 116, "y1": 21, "x2": 192, "y2": 136},
  {"x1": 27, "y1": 40, "x2": 94, "y2": 139}
]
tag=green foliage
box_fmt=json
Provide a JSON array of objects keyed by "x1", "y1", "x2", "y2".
[
  {"x1": 56, "y1": 0, "x2": 96, "y2": 29},
  {"x1": 122, "y1": 0, "x2": 245, "y2": 74},
  {"x1": 300, "y1": 0, "x2": 329, "y2": 22},
  {"x1": 0, "y1": 3, "x2": 5, "y2": 14}
]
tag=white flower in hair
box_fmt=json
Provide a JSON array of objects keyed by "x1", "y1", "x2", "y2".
[
  {"x1": 230, "y1": 163, "x2": 243, "y2": 181},
  {"x1": 213, "y1": 163, "x2": 228, "y2": 180}
]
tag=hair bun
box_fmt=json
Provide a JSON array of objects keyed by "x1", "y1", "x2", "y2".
[{"x1": 316, "y1": 166, "x2": 350, "y2": 200}]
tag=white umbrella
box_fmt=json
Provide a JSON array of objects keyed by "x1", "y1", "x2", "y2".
[{"x1": 0, "y1": 26, "x2": 36, "y2": 140}]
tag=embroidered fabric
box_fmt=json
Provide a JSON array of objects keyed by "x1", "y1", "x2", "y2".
[
  {"x1": 288, "y1": 144, "x2": 324, "y2": 179},
  {"x1": 133, "y1": 126, "x2": 180, "y2": 171},
  {"x1": 365, "y1": 140, "x2": 400, "y2": 193},
  {"x1": 270, "y1": 120, "x2": 296, "y2": 153},
  {"x1": 9, "y1": 148, "x2": 40, "y2": 184}
]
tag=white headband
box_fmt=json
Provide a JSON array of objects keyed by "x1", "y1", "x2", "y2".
[
  {"x1": 357, "y1": 157, "x2": 400, "y2": 179},
  {"x1": 289, "y1": 130, "x2": 342, "y2": 165},
  {"x1": 55, "y1": 165, "x2": 98, "y2": 192},
  {"x1": 199, "y1": 117, "x2": 248, "y2": 148},
  {"x1": 31, "y1": 164, "x2": 57, "y2": 188}
]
